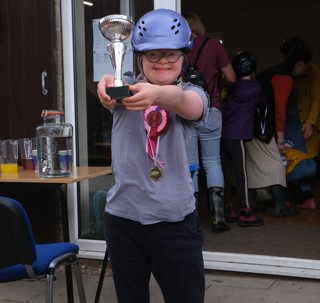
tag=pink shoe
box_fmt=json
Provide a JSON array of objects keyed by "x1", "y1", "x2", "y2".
[
  {"x1": 224, "y1": 203, "x2": 239, "y2": 223},
  {"x1": 238, "y1": 207, "x2": 264, "y2": 227},
  {"x1": 301, "y1": 198, "x2": 317, "y2": 210}
]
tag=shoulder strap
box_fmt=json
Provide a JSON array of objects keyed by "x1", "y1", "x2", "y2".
[{"x1": 194, "y1": 37, "x2": 209, "y2": 66}]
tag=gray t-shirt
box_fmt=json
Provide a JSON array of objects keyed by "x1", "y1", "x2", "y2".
[{"x1": 106, "y1": 81, "x2": 209, "y2": 224}]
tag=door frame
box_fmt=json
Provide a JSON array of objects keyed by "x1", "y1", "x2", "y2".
[{"x1": 61, "y1": 0, "x2": 320, "y2": 279}]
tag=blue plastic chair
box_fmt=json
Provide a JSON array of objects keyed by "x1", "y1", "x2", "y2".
[{"x1": 0, "y1": 196, "x2": 87, "y2": 303}]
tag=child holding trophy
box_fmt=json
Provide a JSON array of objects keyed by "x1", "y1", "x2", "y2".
[{"x1": 97, "y1": 9, "x2": 209, "y2": 303}]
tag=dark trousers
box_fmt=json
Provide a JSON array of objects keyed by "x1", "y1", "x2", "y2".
[
  {"x1": 221, "y1": 138, "x2": 249, "y2": 208},
  {"x1": 103, "y1": 211, "x2": 205, "y2": 303}
]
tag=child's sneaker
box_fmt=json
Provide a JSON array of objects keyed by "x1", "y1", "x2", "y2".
[
  {"x1": 224, "y1": 203, "x2": 239, "y2": 223},
  {"x1": 238, "y1": 207, "x2": 264, "y2": 227}
]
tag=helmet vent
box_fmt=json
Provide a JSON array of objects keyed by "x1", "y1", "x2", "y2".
[
  {"x1": 138, "y1": 23, "x2": 147, "y2": 37},
  {"x1": 171, "y1": 20, "x2": 181, "y2": 35}
]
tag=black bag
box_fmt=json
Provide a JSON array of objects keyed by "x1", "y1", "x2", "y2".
[
  {"x1": 185, "y1": 65, "x2": 208, "y2": 92},
  {"x1": 253, "y1": 106, "x2": 273, "y2": 144},
  {"x1": 185, "y1": 38, "x2": 209, "y2": 93}
]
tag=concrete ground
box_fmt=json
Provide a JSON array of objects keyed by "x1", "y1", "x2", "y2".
[{"x1": 1, "y1": 267, "x2": 320, "y2": 303}]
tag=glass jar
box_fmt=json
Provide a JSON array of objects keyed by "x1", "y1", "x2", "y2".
[{"x1": 36, "y1": 110, "x2": 73, "y2": 178}]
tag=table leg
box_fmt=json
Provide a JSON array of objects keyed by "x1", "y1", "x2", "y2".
[{"x1": 56, "y1": 184, "x2": 74, "y2": 303}]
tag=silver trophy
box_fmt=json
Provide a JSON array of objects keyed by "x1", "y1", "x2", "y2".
[{"x1": 99, "y1": 14, "x2": 134, "y2": 101}]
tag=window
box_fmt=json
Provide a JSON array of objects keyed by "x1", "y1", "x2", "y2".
[{"x1": 72, "y1": 0, "x2": 152, "y2": 245}]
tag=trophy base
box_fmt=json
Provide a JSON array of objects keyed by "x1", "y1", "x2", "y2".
[{"x1": 106, "y1": 85, "x2": 131, "y2": 102}]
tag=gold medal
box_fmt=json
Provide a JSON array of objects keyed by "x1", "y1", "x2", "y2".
[{"x1": 149, "y1": 167, "x2": 162, "y2": 181}]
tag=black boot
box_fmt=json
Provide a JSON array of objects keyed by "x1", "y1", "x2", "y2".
[
  {"x1": 249, "y1": 189, "x2": 268, "y2": 213},
  {"x1": 208, "y1": 187, "x2": 230, "y2": 232},
  {"x1": 271, "y1": 185, "x2": 297, "y2": 217}
]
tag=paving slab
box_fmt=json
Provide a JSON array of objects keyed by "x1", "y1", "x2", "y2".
[{"x1": 1, "y1": 270, "x2": 320, "y2": 303}]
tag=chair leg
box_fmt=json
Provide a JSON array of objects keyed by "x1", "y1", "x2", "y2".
[
  {"x1": 65, "y1": 265, "x2": 74, "y2": 302},
  {"x1": 45, "y1": 255, "x2": 86, "y2": 303},
  {"x1": 46, "y1": 273, "x2": 55, "y2": 303},
  {"x1": 73, "y1": 257, "x2": 87, "y2": 303},
  {"x1": 94, "y1": 249, "x2": 109, "y2": 303}
]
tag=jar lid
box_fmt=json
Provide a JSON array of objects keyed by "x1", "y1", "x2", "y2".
[{"x1": 41, "y1": 109, "x2": 64, "y2": 117}]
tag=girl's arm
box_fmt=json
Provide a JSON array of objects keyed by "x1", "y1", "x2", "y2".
[{"x1": 122, "y1": 83, "x2": 207, "y2": 121}]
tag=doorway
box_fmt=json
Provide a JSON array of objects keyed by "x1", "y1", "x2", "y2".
[{"x1": 65, "y1": 0, "x2": 320, "y2": 278}]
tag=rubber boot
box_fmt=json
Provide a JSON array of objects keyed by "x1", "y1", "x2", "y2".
[
  {"x1": 271, "y1": 185, "x2": 297, "y2": 217},
  {"x1": 249, "y1": 189, "x2": 268, "y2": 213},
  {"x1": 208, "y1": 187, "x2": 230, "y2": 232}
]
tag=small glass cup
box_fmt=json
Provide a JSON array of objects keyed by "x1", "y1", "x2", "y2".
[
  {"x1": 0, "y1": 140, "x2": 19, "y2": 173},
  {"x1": 18, "y1": 138, "x2": 35, "y2": 170}
]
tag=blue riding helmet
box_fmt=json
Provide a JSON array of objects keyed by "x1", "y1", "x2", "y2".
[{"x1": 131, "y1": 9, "x2": 193, "y2": 52}]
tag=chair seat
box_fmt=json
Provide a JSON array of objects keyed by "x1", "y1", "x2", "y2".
[{"x1": 0, "y1": 242, "x2": 79, "y2": 282}]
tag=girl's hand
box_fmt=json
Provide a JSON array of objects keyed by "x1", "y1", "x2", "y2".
[
  {"x1": 121, "y1": 83, "x2": 159, "y2": 111},
  {"x1": 97, "y1": 75, "x2": 118, "y2": 109}
]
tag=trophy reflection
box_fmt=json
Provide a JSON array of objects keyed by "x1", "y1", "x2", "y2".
[{"x1": 99, "y1": 14, "x2": 134, "y2": 101}]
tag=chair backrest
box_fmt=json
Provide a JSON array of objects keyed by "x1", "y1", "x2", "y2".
[{"x1": 0, "y1": 196, "x2": 36, "y2": 269}]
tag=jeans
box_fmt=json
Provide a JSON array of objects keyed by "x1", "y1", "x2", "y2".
[
  {"x1": 187, "y1": 107, "x2": 224, "y2": 192},
  {"x1": 286, "y1": 158, "x2": 317, "y2": 192},
  {"x1": 285, "y1": 99, "x2": 316, "y2": 193},
  {"x1": 285, "y1": 98, "x2": 307, "y2": 153}
]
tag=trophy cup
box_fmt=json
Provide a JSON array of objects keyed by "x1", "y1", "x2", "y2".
[{"x1": 99, "y1": 14, "x2": 134, "y2": 101}]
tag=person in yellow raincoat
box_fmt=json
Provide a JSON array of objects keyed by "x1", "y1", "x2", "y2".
[{"x1": 280, "y1": 36, "x2": 320, "y2": 210}]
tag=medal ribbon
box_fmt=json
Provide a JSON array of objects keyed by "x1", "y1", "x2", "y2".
[
  {"x1": 144, "y1": 106, "x2": 170, "y2": 169},
  {"x1": 146, "y1": 132, "x2": 164, "y2": 168}
]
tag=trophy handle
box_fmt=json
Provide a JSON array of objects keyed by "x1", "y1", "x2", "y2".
[{"x1": 107, "y1": 42, "x2": 127, "y2": 86}]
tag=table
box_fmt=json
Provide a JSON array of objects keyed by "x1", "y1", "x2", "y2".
[
  {"x1": 0, "y1": 166, "x2": 112, "y2": 303},
  {"x1": 0, "y1": 166, "x2": 111, "y2": 184}
]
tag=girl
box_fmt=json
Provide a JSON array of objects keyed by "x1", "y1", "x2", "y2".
[
  {"x1": 221, "y1": 51, "x2": 266, "y2": 227},
  {"x1": 97, "y1": 9, "x2": 209, "y2": 303}
]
